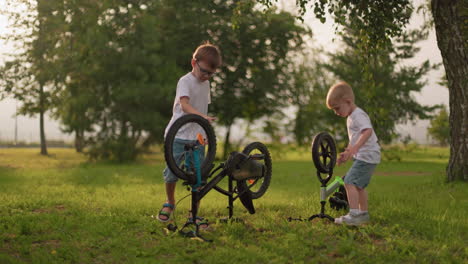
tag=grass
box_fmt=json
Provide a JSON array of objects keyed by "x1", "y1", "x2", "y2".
[{"x1": 0, "y1": 145, "x2": 467, "y2": 263}]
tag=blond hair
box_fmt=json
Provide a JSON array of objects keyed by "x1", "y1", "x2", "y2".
[
  {"x1": 193, "y1": 41, "x2": 222, "y2": 69},
  {"x1": 326, "y1": 81, "x2": 355, "y2": 109}
]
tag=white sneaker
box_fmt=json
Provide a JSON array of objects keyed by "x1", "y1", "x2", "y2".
[
  {"x1": 358, "y1": 212, "x2": 370, "y2": 223},
  {"x1": 335, "y1": 212, "x2": 369, "y2": 226},
  {"x1": 334, "y1": 213, "x2": 353, "y2": 224}
]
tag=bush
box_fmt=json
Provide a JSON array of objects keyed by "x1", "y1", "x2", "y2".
[
  {"x1": 87, "y1": 139, "x2": 139, "y2": 162},
  {"x1": 382, "y1": 145, "x2": 402, "y2": 162}
]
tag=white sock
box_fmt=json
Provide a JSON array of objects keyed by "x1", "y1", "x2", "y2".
[
  {"x1": 359, "y1": 210, "x2": 368, "y2": 215},
  {"x1": 349, "y1": 209, "x2": 359, "y2": 215}
]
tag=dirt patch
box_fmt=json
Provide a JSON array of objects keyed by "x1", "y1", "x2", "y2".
[
  {"x1": 378, "y1": 171, "x2": 431, "y2": 176},
  {"x1": 0, "y1": 165, "x2": 16, "y2": 169},
  {"x1": 31, "y1": 239, "x2": 61, "y2": 249},
  {"x1": 32, "y1": 205, "x2": 67, "y2": 214},
  {"x1": 373, "y1": 239, "x2": 386, "y2": 246},
  {"x1": 327, "y1": 251, "x2": 343, "y2": 258},
  {"x1": 4, "y1": 233, "x2": 17, "y2": 239},
  {"x1": 55, "y1": 205, "x2": 66, "y2": 210}
]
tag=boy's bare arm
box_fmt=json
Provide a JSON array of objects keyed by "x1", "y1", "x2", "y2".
[
  {"x1": 347, "y1": 128, "x2": 373, "y2": 155},
  {"x1": 337, "y1": 128, "x2": 373, "y2": 165},
  {"x1": 180, "y1": 96, "x2": 216, "y2": 122}
]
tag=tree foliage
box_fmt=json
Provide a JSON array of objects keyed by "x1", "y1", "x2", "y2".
[
  {"x1": 259, "y1": 0, "x2": 467, "y2": 181},
  {"x1": 427, "y1": 106, "x2": 449, "y2": 146},
  {"x1": 325, "y1": 24, "x2": 439, "y2": 143},
  {"x1": 2, "y1": 0, "x2": 309, "y2": 161},
  {"x1": 257, "y1": 0, "x2": 427, "y2": 145},
  {"x1": 287, "y1": 21, "x2": 438, "y2": 146},
  {"x1": 0, "y1": 0, "x2": 65, "y2": 155},
  {"x1": 208, "y1": 1, "x2": 309, "y2": 157},
  {"x1": 50, "y1": 0, "x2": 188, "y2": 161},
  {"x1": 282, "y1": 49, "x2": 341, "y2": 145},
  {"x1": 258, "y1": 0, "x2": 412, "y2": 54}
]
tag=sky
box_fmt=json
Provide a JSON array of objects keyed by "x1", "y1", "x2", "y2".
[{"x1": 0, "y1": 0, "x2": 448, "y2": 144}]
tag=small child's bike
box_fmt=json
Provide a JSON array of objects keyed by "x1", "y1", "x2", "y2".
[
  {"x1": 163, "y1": 114, "x2": 272, "y2": 241},
  {"x1": 288, "y1": 132, "x2": 348, "y2": 223}
]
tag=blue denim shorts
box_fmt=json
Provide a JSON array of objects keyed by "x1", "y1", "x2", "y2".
[
  {"x1": 163, "y1": 138, "x2": 205, "y2": 183},
  {"x1": 344, "y1": 159, "x2": 377, "y2": 189}
]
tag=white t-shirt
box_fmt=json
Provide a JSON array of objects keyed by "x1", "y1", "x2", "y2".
[
  {"x1": 164, "y1": 72, "x2": 211, "y2": 140},
  {"x1": 347, "y1": 107, "x2": 381, "y2": 164}
]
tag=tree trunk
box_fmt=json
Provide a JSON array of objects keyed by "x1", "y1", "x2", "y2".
[
  {"x1": 431, "y1": 0, "x2": 468, "y2": 181},
  {"x1": 39, "y1": 83, "x2": 48, "y2": 155},
  {"x1": 223, "y1": 124, "x2": 232, "y2": 160},
  {"x1": 141, "y1": 132, "x2": 156, "y2": 149},
  {"x1": 75, "y1": 130, "x2": 84, "y2": 153}
]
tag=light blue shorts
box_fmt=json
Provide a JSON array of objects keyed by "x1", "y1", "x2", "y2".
[
  {"x1": 163, "y1": 138, "x2": 205, "y2": 183},
  {"x1": 344, "y1": 159, "x2": 377, "y2": 189}
]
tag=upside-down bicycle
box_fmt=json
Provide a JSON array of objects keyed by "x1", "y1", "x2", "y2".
[
  {"x1": 288, "y1": 132, "x2": 348, "y2": 223},
  {"x1": 163, "y1": 114, "x2": 272, "y2": 241}
]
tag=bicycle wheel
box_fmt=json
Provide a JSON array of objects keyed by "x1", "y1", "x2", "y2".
[
  {"x1": 164, "y1": 114, "x2": 216, "y2": 183},
  {"x1": 311, "y1": 132, "x2": 337, "y2": 174},
  {"x1": 237, "y1": 142, "x2": 272, "y2": 199}
]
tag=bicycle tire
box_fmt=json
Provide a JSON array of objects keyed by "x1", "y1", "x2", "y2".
[
  {"x1": 237, "y1": 142, "x2": 272, "y2": 199},
  {"x1": 311, "y1": 132, "x2": 337, "y2": 174},
  {"x1": 164, "y1": 114, "x2": 216, "y2": 183}
]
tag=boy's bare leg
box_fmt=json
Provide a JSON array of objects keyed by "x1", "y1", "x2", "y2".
[
  {"x1": 345, "y1": 184, "x2": 359, "y2": 210},
  {"x1": 335, "y1": 184, "x2": 369, "y2": 225},
  {"x1": 157, "y1": 182, "x2": 176, "y2": 221},
  {"x1": 335, "y1": 184, "x2": 360, "y2": 223},
  {"x1": 357, "y1": 188, "x2": 368, "y2": 211},
  {"x1": 164, "y1": 182, "x2": 176, "y2": 210}
]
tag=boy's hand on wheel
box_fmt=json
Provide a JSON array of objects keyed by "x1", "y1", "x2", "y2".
[
  {"x1": 337, "y1": 151, "x2": 351, "y2": 165},
  {"x1": 204, "y1": 115, "x2": 216, "y2": 123},
  {"x1": 337, "y1": 145, "x2": 358, "y2": 165},
  {"x1": 337, "y1": 152, "x2": 345, "y2": 165}
]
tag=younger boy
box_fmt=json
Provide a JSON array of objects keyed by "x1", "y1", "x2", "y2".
[
  {"x1": 158, "y1": 42, "x2": 222, "y2": 227},
  {"x1": 326, "y1": 81, "x2": 380, "y2": 226}
]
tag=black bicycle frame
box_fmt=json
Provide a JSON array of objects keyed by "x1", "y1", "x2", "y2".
[{"x1": 177, "y1": 151, "x2": 260, "y2": 241}]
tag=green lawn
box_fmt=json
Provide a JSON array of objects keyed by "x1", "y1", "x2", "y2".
[{"x1": 0, "y1": 146, "x2": 467, "y2": 263}]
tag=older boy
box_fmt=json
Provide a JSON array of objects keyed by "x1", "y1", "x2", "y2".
[
  {"x1": 158, "y1": 42, "x2": 221, "y2": 227},
  {"x1": 326, "y1": 81, "x2": 380, "y2": 226}
]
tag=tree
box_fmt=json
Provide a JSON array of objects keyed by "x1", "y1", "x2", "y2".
[
  {"x1": 208, "y1": 2, "x2": 309, "y2": 158},
  {"x1": 287, "y1": 24, "x2": 437, "y2": 146},
  {"x1": 258, "y1": 0, "x2": 468, "y2": 181},
  {"x1": 62, "y1": 0, "x2": 176, "y2": 161},
  {"x1": 325, "y1": 24, "x2": 439, "y2": 144},
  {"x1": 427, "y1": 106, "x2": 449, "y2": 146},
  {"x1": 431, "y1": 0, "x2": 467, "y2": 181},
  {"x1": 24, "y1": 0, "x2": 308, "y2": 161},
  {"x1": 45, "y1": 0, "x2": 102, "y2": 153},
  {"x1": 0, "y1": 0, "x2": 64, "y2": 155},
  {"x1": 281, "y1": 49, "x2": 342, "y2": 145}
]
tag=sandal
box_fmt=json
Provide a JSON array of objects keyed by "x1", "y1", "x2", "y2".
[
  {"x1": 158, "y1": 203, "x2": 175, "y2": 222},
  {"x1": 186, "y1": 216, "x2": 209, "y2": 229}
]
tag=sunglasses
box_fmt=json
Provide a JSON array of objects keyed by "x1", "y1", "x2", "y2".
[{"x1": 196, "y1": 60, "x2": 216, "y2": 76}]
